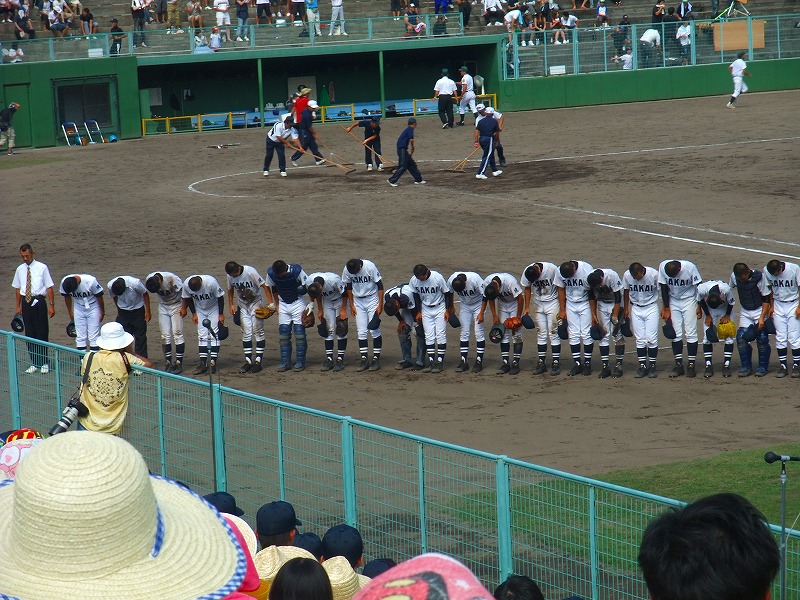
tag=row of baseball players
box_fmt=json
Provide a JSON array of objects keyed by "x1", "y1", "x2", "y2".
[{"x1": 54, "y1": 257, "x2": 800, "y2": 379}]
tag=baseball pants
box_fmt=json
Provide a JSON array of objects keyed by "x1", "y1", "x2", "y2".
[
  {"x1": 773, "y1": 299, "x2": 800, "y2": 349},
  {"x1": 702, "y1": 307, "x2": 736, "y2": 345},
  {"x1": 388, "y1": 148, "x2": 422, "y2": 184},
  {"x1": 264, "y1": 138, "x2": 287, "y2": 173},
  {"x1": 669, "y1": 297, "x2": 698, "y2": 343},
  {"x1": 459, "y1": 301, "x2": 485, "y2": 343},
  {"x1": 158, "y1": 302, "x2": 185, "y2": 345},
  {"x1": 354, "y1": 294, "x2": 381, "y2": 340},
  {"x1": 437, "y1": 95, "x2": 454, "y2": 127},
  {"x1": 631, "y1": 302, "x2": 659, "y2": 349},
  {"x1": 278, "y1": 298, "x2": 305, "y2": 325},
  {"x1": 116, "y1": 306, "x2": 148, "y2": 357},
  {"x1": 534, "y1": 298, "x2": 559, "y2": 347},
  {"x1": 306, "y1": 7, "x2": 321, "y2": 35},
  {"x1": 21, "y1": 296, "x2": 50, "y2": 368},
  {"x1": 321, "y1": 296, "x2": 345, "y2": 342},
  {"x1": 738, "y1": 306, "x2": 764, "y2": 329},
  {"x1": 477, "y1": 136, "x2": 496, "y2": 176},
  {"x1": 399, "y1": 310, "x2": 426, "y2": 366},
  {"x1": 238, "y1": 302, "x2": 266, "y2": 343},
  {"x1": 499, "y1": 300, "x2": 522, "y2": 344},
  {"x1": 421, "y1": 303, "x2": 447, "y2": 346},
  {"x1": 732, "y1": 76, "x2": 748, "y2": 98},
  {"x1": 597, "y1": 302, "x2": 623, "y2": 347},
  {"x1": 74, "y1": 305, "x2": 102, "y2": 349},
  {"x1": 459, "y1": 91, "x2": 476, "y2": 115},
  {"x1": 566, "y1": 299, "x2": 591, "y2": 345}
]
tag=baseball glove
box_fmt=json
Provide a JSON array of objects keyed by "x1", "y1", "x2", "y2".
[
  {"x1": 301, "y1": 307, "x2": 315, "y2": 328},
  {"x1": 254, "y1": 305, "x2": 276, "y2": 320},
  {"x1": 716, "y1": 320, "x2": 736, "y2": 340},
  {"x1": 335, "y1": 317, "x2": 348, "y2": 337},
  {"x1": 503, "y1": 317, "x2": 522, "y2": 331},
  {"x1": 11, "y1": 313, "x2": 24, "y2": 333}
]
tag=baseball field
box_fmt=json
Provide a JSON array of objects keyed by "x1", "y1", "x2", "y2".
[{"x1": 2, "y1": 89, "x2": 799, "y2": 484}]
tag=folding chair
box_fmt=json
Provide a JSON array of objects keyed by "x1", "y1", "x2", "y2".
[
  {"x1": 62, "y1": 122, "x2": 82, "y2": 146},
  {"x1": 84, "y1": 120, "x2": 105, "y2": 143}
]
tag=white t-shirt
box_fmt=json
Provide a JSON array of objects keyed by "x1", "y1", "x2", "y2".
[
  {"x1": 764, "y1": 262, "x2": 800, "y2": 302},
  {"x1": 658, "y1": 260, "x2": 702, "y2": 301},
  {"x1": 561, "y1": 13, "x2": 577, "y2": 27},
  {"x1": 213, "y1": 0, "x2": 229, "y2": 11},
  {"x1": 448, "y1": 272, "x2": 485, "y2": 306},
  {"x1": 676, "y1": 23, "x2": 690, "y2": 46},
  {"x1": 640, "y1": 28, "x2": 660, "y2": 45},
  {"x1": 146, "y1": 271, "x2": 183, "y2": 306},
  {"x1": 341, "y1": 259, "x2": 382, "y2": 297},
  {"x1": 410, "y1": 270, "x2": 449, "y2": 307},
  {"x1": 181, "y1": 275, "x2": 225, "y2": 312},
  {"x1": 504, "y1": 8, "x2": 522, "y2": 23},
  {"x1": 729, "y1": 57, "x2": 746, "y2": 77},
  {"x1": 623, "y1": 267, "x2": 659, "y2": 306},
  {"x1": 520, "y1": 262, "x2": 558, "y2": 303},
  {"x1": 619, "y1": 53, "x2": 633, "y2": 69},
  {"x1": 553, "y1": 261, "x2": 594, "y2": 303},
  {"x1": 108, "y1": 276, "x2": 147, "y2": 311}
]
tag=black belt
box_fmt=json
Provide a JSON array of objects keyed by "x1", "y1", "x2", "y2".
[
  {"x1": 632, "y1": 302, "x2": 656, "y2": 308},
  {"x1": 439, "y1": 94, "x2": 452, "y2": 98},
  {"x1": 776, "y1": 297, "x2": 799, "y2": 303}
]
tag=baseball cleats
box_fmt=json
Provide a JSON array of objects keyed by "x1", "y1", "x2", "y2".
[
  {"x1": 599, "y1": 365, "x2": 612, "y2": 378},
  {"x1": 250, "y1": 361, "x2": 262, "y2": 373},
  {"x1": 333, "y1": 358, "x2": 345, "y2": 372},
  {"x1": 686, "y1": 362, "x2": 696, "y2": 378},
  {"x1": 395, "y1": 360, "x2": 414, "y2": 370},
  {"x1": 293, "y1": 363, "x2": 305, "y2": 372},
  {"x1": 499, "y1": 158, "x2": 507, "y2": 166},
  {"x1": 550, "y1": 360, "x2": 561, "y2": 376},
  {"x1": 239, "y1": 362, "x2": 253, "y2": 373},
  {"x1": 582, "y1": 362, "x2": 592, "y2": 376},
  {"x1": 533, "y1": 359, "x2": 547, "y2": 375},
  {"x1": 776, "y1": 365, "x2": 788, "y2": 378},
  {"x1": 316, "y1": 160, "x2": 325, "y2": 166},
  {"x1": 703, "y1": 364, "x2": 714, "y2": 378},
  {"x1": 321, "y1": 358, "x2": 334, "y2": 371},
  {"x1": 492, "y1": 170, "x2": 503, "y2": 177},
  {"x1": 509, "y1": 360, "x2": 520, "y2": 375},
  {"x1": 368, "y1": 358, "x2": 381, "y2": 371},
  {"x1": 457, "y1": 121, "x2": 465, "y2": 126},
  {"x1": 612, "y1": 362, "x2": 623, "y2": 378},
  {"x1": 387, "y1": 180, "x2": 399, "y2": 187},
  {"x1": 377, "y1": 165, "x2": 384, "y2": 171},
  {"x1": 497, "y1": 363, "x2": 511, "y2": 375},
  {"x1": 357, "y1": 357, "x2": 370, "y2": 372},
  {"x1": 738, "y1": 366, "x2": 753, "y2": 377},
  {"x1": 430, "y1": 361, "x2": 443, "y2": 373},
  {"x1": 669, "y1": 364, "x2": 685, "y2": 378},
  {"x1": 280, "y1": 171, "x2": 287, "y2": 177},
  {"x1": 726, "y1": 102, "x2": 735, "y2": 108},
  {"x1": 164, "y1": 361, "x2": 174, "y2": 373},
  {"x1": 291, "y1": 160, "x2": 299, "y2": 166},
  {"x1": 648, "y1": 365, "x2": 658, "y2": 378},
  {"x1": 793, "y1": 364, "x2": 800, "y2": 378},
  {"x1": 442, "y1": 123, "x2": 448, "y2": 129},
  {"x1": 194, "y1": 361, "x2": 208, "y2": 375},
  {"x1": 475, "y1": 174, "x2": 488, "y2": 179},
  {"x1": 422, "y1": 360, "x2": 433, "y2": 373},
  {"x1": 367, "y1": 164, "x2": 373, "y2": 170},
  {"x1": 414, "y1": 180, "x2": 426, "y2": 184},
  {"x1": 471, "y1": 360, "x2": 483, "y2": 373},
  {"x1": 568, "y1": 362, "x2": 583, "y2": 376},
  {"x1": 635, "y1": 364, "x2": 649, "y2": 378},
  {"x1": 722, "y1": 363, "x2": 732, "y2": 378},
  {"x1": 455, "y1": 360, "x2": 470, "y2": 372},
  {"x1": 172, "y1": 361, "x2": 183, "y2": 374}
]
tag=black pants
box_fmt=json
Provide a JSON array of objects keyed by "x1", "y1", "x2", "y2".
[
  {"x1": 264, "y1": 138, "x2": 286, "y2": 172},
  {"x1": 388, "y1": 148, "x2": 422, "y2": 183},
  {"x1": 291, "y1": 129, "x2": 322, "y2": 162},
  {"x1": 364, "y1": 139, "x2": 382, "y2": 166},
  {"x1": 117, "y1": 306, "x2": 148, "y2": 357},
  {"x1": 437, "y1": 95, "x2": 454, "y2": 127},
  {"x1": 21, "y1": 296, "x2": 49, "y2": 367}
]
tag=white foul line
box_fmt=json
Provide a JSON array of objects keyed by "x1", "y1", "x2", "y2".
[{"x1": 595, "y1": 223, "x2": 800, "y2": 261}]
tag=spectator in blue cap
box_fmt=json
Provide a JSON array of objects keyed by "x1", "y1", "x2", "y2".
[
  {"x1": 203, "y1": 491, "x2": 245, "y2": 517},
  {"x1": 293, "y1": 531, "x2": 323, "y2": 559},
  {"x1": 256, "y1": 500, "x2": 302, "y2": 549},
  {"x1": 320, "y1": 524, "x2": 364, "y2": 568}
]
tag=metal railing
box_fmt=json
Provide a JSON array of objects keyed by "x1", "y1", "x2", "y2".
[
  {"x1": 0, "y1": 14, "x2": 466, "y2": 64},
  {"x1": 504, "y1": 14, "x2": 800, "y2": 78},
  {"x1": 1, "y1": 330, "x2": 797, "y2": 599}
]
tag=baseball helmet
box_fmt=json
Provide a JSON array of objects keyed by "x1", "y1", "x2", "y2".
[
  {"x1": 557, "y1": 319, "x2": 568, "y2": 341},
  {"x1": 620, "y1": 316, "x2": 633, "y2": 338},
  {"x1": 233, "y1": 307, "x2": 241, "y2": 327},
  {"x1": 448, "y1": 313, "x2": 461, "y2": 328},
  {"x1": 367, "y1": 314, "x2": 381, "y2": 330},
  {"x1": 662, "y1": 319, "x2": 677, "y2": 340},
  {"x1": 335, "y1": 317, "x2": 348, "y2": 337},
  {"x1": 763, "y1": 316, "x2": 777, "y2": 335},
  {"x1": 66, "y1": 320, "x2": 77, "y2": 338},
  {"x1": 217, "y1": 323, "x2": 230, "y2": 341},
  {"x1": 590, "y1": 324, "x2": 605, "y2": 341},
  {"x1": 488, "y1": 323, "x2": 505, "y2": 344},
  {"x1": 521, "y1": 314, "x2": 535, "y2": 330},
  {"x1": 741, "y1": 324, "x2": 757, "y2": 343},
  {"x1": 317, "y1": 317, "x2": 329, "y2": 338},
  {"x1": 11, "y1": 313, "x2": 24, "y2": 333},
  {"x1": 716, "y1": 320, "x2": 736, "y2": 340},
  {"x1": 706, "y1": 326, "x2": 720, "y2": 344},
  {"x1": 108, "y1": 134, "x2": 118, "y2": 142}
]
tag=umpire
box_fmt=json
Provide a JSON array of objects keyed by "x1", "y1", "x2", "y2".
[{"x1": 433, "y1": 69, "x2": 457, "y2": 129}]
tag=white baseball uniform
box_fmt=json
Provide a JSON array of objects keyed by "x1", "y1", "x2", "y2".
[
  {"x1": 764, "y1": 261, "x2": 800, "y2": 350},
  {"x1": 729, "y1": 57, "x2": 748, "y2": 98},
  {"x1": 306, "y1": 271, "x2": 346, "y2": 341},
  {"x1": 227, "y1": 265, "x2": 267, "y2": 344},
  {"x1": 658, "y1": 259, "x2": 702, "y2": 343},
  {"x1": 108, "y1": 276, "x2": 147, "y2": 311},
  {"x1": 623, "y1": 266, "x2": 659, "y2": 349},
  {"x1": 147, "y1": 271, "x2": 184, "y2": 346},
  {"x1": 410, "y1": 269, "x2": 449, "y2": 347},
  {"x1": 342, "y1": 259, "x2": 382, "y2": 340},
  {"x1": 554, "y1": 261, "x2": 594, "y2": 346},
  {"x1": 60, "y1": 274, "x2": 103, "y2": 349},
  {"x1": 521, "y1": 262, "x2": 560, "y2": 347},
  {"x1": 459, "y1": 72, "x2": 476, "y2": 116},
  {"x1": 448, "y1": 271, "x2": 485, "y2": 344},
  {"x1": 483, "y1": 272, "x2": 523, "y2": 344},
  {"x1": 182, "y1": 275, "x2": 225, "y2": 346},
  {"x1": 697, "y1": 280, "x2": 736, "y2": 344},
  {"x1": 591, "y1": 268, "x2": 624, "y2": 347}
]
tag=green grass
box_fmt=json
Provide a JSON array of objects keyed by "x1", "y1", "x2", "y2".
[
  {"x1": 0, "y1": 156, "x2": 65, "y2": 170},
  {"x1": 597, "y1": 443, "x2": 800, "y2": 525}
]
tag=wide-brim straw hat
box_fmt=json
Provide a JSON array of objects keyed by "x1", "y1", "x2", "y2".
[
  {"x1": 254, "y1": 544, "x2": 316, "y2": 583},
  {"x1": 0, "y1": 431, "x2": 246, "y2": 599},
  {"x1": 224, "y1": 513, "x2": 257, "y2": 558},
  {"x1": 323, "y1": 556, "x2": 371, "y2": 600}
]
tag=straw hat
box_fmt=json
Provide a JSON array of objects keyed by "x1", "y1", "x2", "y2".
[
  {"x1": 224, "y1": 513, "x2": 257, "y2": 558},
  {"x1": 323, "y1": 556, "x2": 371, "y2": 600},
  {"x1": 254, "y1": 544, "x2": 315, "y2": 584},
  {"x1": 96, "y1": 321, "x2": 134, "y2": 351},
  {"x1": 0, "y1": 431, "x2": 246, "y2": 599}
]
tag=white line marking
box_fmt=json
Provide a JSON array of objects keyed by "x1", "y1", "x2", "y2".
[{"x1": 594, "y1": 223, "x2": 800, "y2": 261}]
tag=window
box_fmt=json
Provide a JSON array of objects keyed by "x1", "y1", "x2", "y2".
[{"x1": 54, "y1": 79, "x2": 117, "y2": 128}]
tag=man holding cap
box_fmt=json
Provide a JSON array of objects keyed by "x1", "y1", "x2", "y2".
[
  {"x1": 256, "y1": 500, "x2": 302, "y2": 548},
  {"x1": 433, "y1": 68, "x2": 457, "y2": 129},
  {"x1": 78, "y1": 322, "x2": 153, "y2": 435},
  {"x1": 388, "y1": 117, "x2": 425, "y2": 186},
  {"x1": 0, "y1": 102, "x2": 20, "y2": 156}
]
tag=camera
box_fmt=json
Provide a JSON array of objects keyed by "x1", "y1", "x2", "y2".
[{"x1": 49, "y1": 395, "x2": 89, "y2": 436}]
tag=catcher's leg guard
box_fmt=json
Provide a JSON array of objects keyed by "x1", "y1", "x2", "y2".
[
  {"x1": 736, "y1": 327, "x2": 752, "y2": 370},
  {"x1": 279, "y1": 324, "x2": 292, "y2": 367},
  {"x1": 757, "y1": 330, "x2": 771, "y2": 372},
  {"x1": 293, "y1": 323, "x2": 307, "y2": 367},
  {"x1": 398, "y1": 329, "x2": 413, "y2": 363}
]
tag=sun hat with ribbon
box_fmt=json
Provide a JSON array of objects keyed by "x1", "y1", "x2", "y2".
[
  {"x1": 0, "y1": 431, "x2": 246, "y2": 599},
  {"x1": 96, "y1": 321, "x2": 134, "y2": 351},
  {"x1": 323, "y1": 556, "x2": 371, "y2": 600}
]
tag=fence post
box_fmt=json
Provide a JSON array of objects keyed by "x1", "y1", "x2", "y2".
[
  {"x1": 496, "y1": 456, "x2": 512, "y2": 581},
  {"x1": 417, "y1": 441, "x2": 428, "y2": 553},
  {"x1": 157, "y1": 376, "x2": 167, "y2": 475},
  {"x1": 211, "y1": 383, "x2": 227, "y2": 491},
  {"x1": 276, "y1": 406, "x2": 286, "y2": 499},
  {"x1": 6, "y1": 335, "x2": 21, "y2": 429},
  {"x1": 588, "y1": 487, "x2": 599, "y2": 600},
  {"x1": 341, "y1": 417, "x2": 357, "y2": 525}
]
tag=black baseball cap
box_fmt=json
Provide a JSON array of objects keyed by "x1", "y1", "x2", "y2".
[
  {"x1": 293, "y1": 531, "x2": 323, "y2": 559},
  {"x1": 256, "y1": 500, "x2": 302, "y2": 536},
  {"x1": 110, "y1": 17, "x2": 118, "y2": 22},
  {"x1": 321, "y1": 524, "x2": 363, "y2": 567},
  {"x1": 203, "y1": 491, "x2": 245, "y2": 517},
  {"x1": 408, "y1": 117, "x2": 417, "y2": 125}
]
